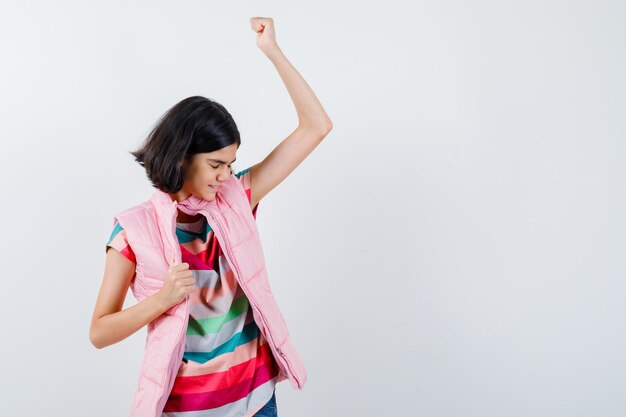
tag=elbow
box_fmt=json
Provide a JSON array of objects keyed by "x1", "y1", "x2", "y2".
[
  {"x1": 89, "y1": 330, "x2": 102, "y2": 350},
  {"x1": 320, "y1": 119, "x2": 333, "y2": 136},
  {"x1": 301, "y1": 118, "x2": 333, "y2": 138},
  {"x1": 311, "y1": 119, "x2": 334, "y2": 138},
  {"x1": 89, "y1": 324, "x2": 106, "y2": 350},
  {"x1": 317, "y1": 117, "x2": 333, "y2": 136}
]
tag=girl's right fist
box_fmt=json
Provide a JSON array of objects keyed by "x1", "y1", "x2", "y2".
[{"x1": 158, "y1": 262, "x2": 196, "y2": 310}]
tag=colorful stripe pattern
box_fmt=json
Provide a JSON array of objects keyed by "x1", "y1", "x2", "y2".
[{"x1": 106, "y1": 168, "x2": 279, "y2": 417}]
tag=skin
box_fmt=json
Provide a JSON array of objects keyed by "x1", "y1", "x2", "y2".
[
  {"x1": 90, "y1": 16, "x2": 333, "y2": 349},
  {"x1": 173, "y1": 143, "x2": 240, "y2": 223}
]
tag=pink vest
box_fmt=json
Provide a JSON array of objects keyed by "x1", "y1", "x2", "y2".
[{"x1": 112, "y1": 173, "x2": 307, "y2": 417}]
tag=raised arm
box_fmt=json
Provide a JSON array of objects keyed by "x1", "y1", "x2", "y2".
[{"x1": 247, "y1": 17, "x2": 333, "y2": 209}]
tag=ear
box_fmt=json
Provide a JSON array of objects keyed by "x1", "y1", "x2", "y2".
[{"x1": 178, "y1": 157, "x2": 189, "y2": 178}]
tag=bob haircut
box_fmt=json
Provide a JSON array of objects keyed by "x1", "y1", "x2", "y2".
[{"x1": 130, "y1": 95, "x2": 241, "y2": 194}]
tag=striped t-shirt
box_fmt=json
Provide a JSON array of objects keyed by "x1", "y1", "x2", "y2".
[{"x1": 106, "y1": 168, "x2": 280, "y2": 417}]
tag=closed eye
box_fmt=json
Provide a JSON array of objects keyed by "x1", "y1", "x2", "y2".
[{"x1": 211, "y1": 164, "x2": 234, "y2": 173}]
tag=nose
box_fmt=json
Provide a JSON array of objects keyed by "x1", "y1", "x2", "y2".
[{"x1": 217, "y1": 167, "x2": 232, "y2": 181}]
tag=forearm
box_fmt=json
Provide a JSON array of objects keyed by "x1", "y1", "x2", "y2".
[
  {"x1": 90, "y1": 291, "x2": 170, "y2": 349},
  {"x1": 265, "y1": 46, "x2": 333, "y2": 132}
]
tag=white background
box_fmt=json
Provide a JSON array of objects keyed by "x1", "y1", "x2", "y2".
[{"x1": 1, "y1": 1, "x2": 625, "y2": 416}]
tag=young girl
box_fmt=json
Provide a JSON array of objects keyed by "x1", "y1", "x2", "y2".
[{"x1": 89, "y1": 17, "x2": 332, "y2": 417}]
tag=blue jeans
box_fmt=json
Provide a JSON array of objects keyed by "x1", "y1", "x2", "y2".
[{"x1": 253, "y1": 390, "x2": 278, "y2": 417}]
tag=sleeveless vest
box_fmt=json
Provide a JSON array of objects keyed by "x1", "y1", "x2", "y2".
[{"x1": 112, "y1": 173, "x2": 307, "y2": 417}]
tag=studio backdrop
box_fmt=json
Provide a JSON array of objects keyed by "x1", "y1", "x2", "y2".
[{"x1": 1, "y1": 1, "x2": 624, "y2": 416}]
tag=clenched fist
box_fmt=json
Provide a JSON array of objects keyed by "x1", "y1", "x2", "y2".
[
  {"x1": 157, "y1": 262, "x2": 196, "y2": 310},
  {"x1": 250, "y1": 17, "x2": 280, "y2": 56}
]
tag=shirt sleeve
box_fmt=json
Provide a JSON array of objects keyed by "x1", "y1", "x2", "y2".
[
  {"x1": 235, "y1": 167, "x2": 259, "y2": 219},
  {"x1": 105, "y1": 220, "x2": 137, "y2": 263}
]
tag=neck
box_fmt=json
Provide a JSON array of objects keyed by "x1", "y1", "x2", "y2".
[
  {"x1": 168, "y1": 190, "x2": 191, "y2": 203},
  {"x1": 176, "y1": 209, "x2": 204, "y2": 224}
]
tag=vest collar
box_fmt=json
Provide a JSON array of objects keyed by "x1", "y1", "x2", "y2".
[{"x1": 148, "y1": 173, "x2": 238, "y2": 217}]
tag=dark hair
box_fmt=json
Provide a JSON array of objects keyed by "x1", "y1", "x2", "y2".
[{"x1": 130, "y1": 95, "x2": 241, "y2": 193}]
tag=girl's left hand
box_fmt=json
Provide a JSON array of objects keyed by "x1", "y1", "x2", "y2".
[{"x1": 249, "y1": 17, "x2": 279, "y2": 56}]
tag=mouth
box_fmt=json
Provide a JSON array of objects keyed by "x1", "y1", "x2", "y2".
[{"x1": 208, "y1": 185, "x2": 219, "y2": 192}]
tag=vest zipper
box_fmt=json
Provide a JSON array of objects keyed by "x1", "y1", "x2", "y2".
[
  {"x1": 156, "y1": 204, "x2": 190, "y2": 415},
  {"x1": 202, "y1": 210, "x2": 301, "y2": 388}
]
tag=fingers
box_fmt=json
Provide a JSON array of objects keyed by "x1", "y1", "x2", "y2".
[
  {"x1": 250, "y1": 17, "x2": 272, "y2": 32},
  {"x1": 170, "y1": 262, "x2": 190, "y2": 271},
  {"x1": 183, "y1": 276, "x2": 197, "y2": 287}
]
